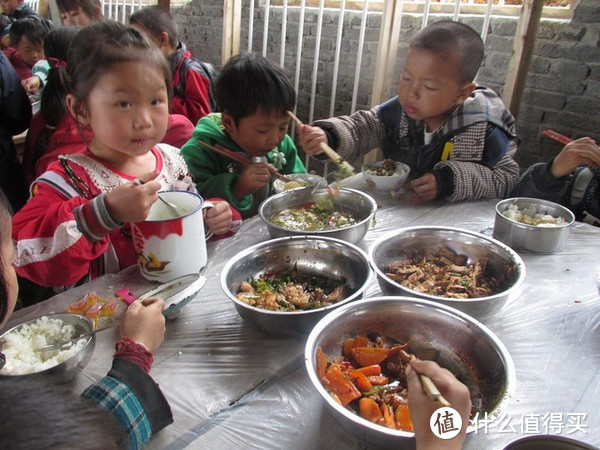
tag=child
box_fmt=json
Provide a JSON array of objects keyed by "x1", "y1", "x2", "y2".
[
  {"x1": 12, "y1": 21, "x2": 240, "y2": 290},
  {"x1": 299, "y1": 20, "x2": 520, "y2": 203},
  {"x1": 0, "y1": 191, "x2": 173, "y2": 448},
  {"x1": 129, "y1": 5, "x2": 217, "y2": 125},
  {"x1": 511, "y1": 136, "x2": 600, "y2": 226},
  {"x1": 180, "y1": 52, "x2": 307, "y2": 219},
  {"x1": 1, "y1": 0, "x2": 52, "y2": 47},
  {"x1": 4, "y1": 17, "x2": 49, "y2": 79},
  {"x1": 57, "y1": 0, "x2": 103, "y2": 27}
]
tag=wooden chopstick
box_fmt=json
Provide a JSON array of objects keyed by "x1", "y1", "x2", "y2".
[
  {"x1": 399, "y1": 349, "x2": 451, "y2": 408},
  {"x1": 287, "y1": 111, "x2": 355, "y2": 176},
  {"x1": 543, "y1": 129, "x2": 573, "y2": 145},
  {"x1": 197, "y1": 140, "x2": 294, "y2": 183}
]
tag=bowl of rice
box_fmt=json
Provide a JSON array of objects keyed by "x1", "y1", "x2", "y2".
[
  {"x1": 0, "y1": 313, "x2": 96, "y2": 382},
  {"x1": 362, "y1": 159, "x2": 410, "y2": 192},
  {"x1": 493, "y1": 198, "x2": 575, "y2": 254}
]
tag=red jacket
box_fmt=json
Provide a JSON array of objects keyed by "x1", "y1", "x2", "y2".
[
  {"x1": 13, "y1": 145, "x2": 241, "y2": 288},
  {"x1": 3, "y1": 47, "x2": 32, "y2": 80}
]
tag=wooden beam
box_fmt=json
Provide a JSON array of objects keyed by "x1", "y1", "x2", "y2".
[
  {"x1": 222, "y1": 0, "x2": 242, "y2": 66},
  {"x1": 502, "y1": 0, "x2": 543, "y2": 118},
  {"x1": 157, "y1": 0, "x2": 171, "y2": 11}
]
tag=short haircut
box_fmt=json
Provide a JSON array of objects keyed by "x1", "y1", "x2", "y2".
[
  {"x1": 215, "y1": 53, "x2": 296, "y2": 123},
  {"x1": 410, "y1": 20, "x2": 484, "y2": 84},
  {"x1": 56, "y1": 0, "x2": 102, "y2": 22},
  {"x1": 129, "y1": 5, "x2": 178, "y2": 48},
  {"x1": 8, "y1": 17, "x2": 49, "y2": 46}
]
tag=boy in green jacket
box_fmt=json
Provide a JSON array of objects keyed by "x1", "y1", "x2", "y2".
[{"x1": 180, "y1": 53, "x2": 306, "y2": 218}]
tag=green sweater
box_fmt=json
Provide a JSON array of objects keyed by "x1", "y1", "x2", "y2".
[{"x1": 180, "y1": 113, "x2": 306, "y2": 218}]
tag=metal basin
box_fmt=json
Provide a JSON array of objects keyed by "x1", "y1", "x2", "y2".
[
  {"x1": 368, "y1": 226, "x2": 526, "y2": 321},
  {"x1": 493, "y1": 197, "x2": 575, "y2": 254},
  {"x1": 305, "y1": 296, "x2": 516, "y2": 448},
  {"x1": 259, "y1": 187, "x2": 377, "y2": 244},
  {"x1": 220, "y1": 236, "x2": 373, "y2": 336}
]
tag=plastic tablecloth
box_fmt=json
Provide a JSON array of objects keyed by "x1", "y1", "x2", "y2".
[{"x1": 6, "y1": 175, "x2": 600, "y2": 449}]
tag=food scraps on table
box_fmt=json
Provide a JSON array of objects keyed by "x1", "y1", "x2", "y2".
[{"x1": 236, "y1": 269, "x2": 348, "y2": 311}]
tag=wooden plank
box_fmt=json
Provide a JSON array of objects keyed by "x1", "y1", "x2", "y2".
[
  {"x1": 502, "y1": 0, "x2": 543, "y2": 118},
  {"x1": 222, "y1": 0, "x2": 242, "y2": 65},
  {"x1": 157, "y1": 0, "x2": 170, "y2": 11}
]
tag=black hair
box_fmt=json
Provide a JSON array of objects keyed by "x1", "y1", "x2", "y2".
[
  {"x1": 8, "y1": 17, "x2": 49, "y2": 47},
  {"x1": 215, "y1": 53, "x2": 296, "y2": 124},
  {"x1": 0, "y1": 189, "x2": 12, "y2": 325},
  {"x1": 66, "y1": 21, "x2": 172, "y2": 120},
  {"x1": 129, "y1": 5, "x2": 178, "y2": 48},
  {"x1": 410, "y1": 20, "x2": 484, "y2": 84},
  {"x1": 56, "y1": 0, "x2": 103, "y2": 22}
]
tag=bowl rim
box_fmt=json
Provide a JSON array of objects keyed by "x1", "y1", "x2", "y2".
[
  {"x1": 367, "y1": 225, "x2": 526, "y2": 305},
  {"x1": 272, "y1": 173, "x2": 328, "y2": 192},
  {"x1": 259, "y1": 187, "x2": 378, "y2": 235},
  {"x1": 304, "y1": 295, "x2": 517, "y2": 438},
  {"x1": 361, "y1": 159, "x2": 410, "y2": 177},
  {"x1": 495, "y1": 197, "x2": 576, "y2": 228},
  {"x1": 0, "y1": 312, "x2": 95, "y2": 377},
  {"x1": 219, "y1": 235, "x2": 374, "y2": 317}
]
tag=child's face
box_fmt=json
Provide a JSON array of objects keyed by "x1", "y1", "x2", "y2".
[
  {"x1": 223, "y1": 110, "x2": 290, "y2": 156},
  {"x1": 60, "y1": 7, "x2": 94, "y2": 27},
  {"x1": 0, "y1": 0, "x2": 21, "y2": 15},
  {"x1": 14, "y1": 35, "x2": 44, "y2": 67},
  {"x1": 0, "y1": 220, "x2": 18, "y2": 329},
  {"x1": 71, "y1": 61, "x2": 169, "y2": 164},
  {"x1": 398, "y1": 48, "x2": 473, "y2": 132}
]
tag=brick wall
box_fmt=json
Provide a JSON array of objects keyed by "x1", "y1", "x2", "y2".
[{"x1": 173, "y1": 0, "x2": 599, "y2": 169}]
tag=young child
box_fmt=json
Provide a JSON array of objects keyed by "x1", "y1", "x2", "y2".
[
  {"x1": 0, "y1": 191, "x2": 173, "y2": 448},
  {"x1": 12, "y1": 21, "x2": 240, "y2": 290},
  {"x1": 129, "y1": 5, "x2": 217, "y2": 125},
  {"x1": 1, "y1": 0, "x2": 52, "y2": 48},
  {"x1": 299, "y1": 20, "x2": 520, "y2": 203},
  {"x1": 4, "y1": 17, "x2": 49, "y2": 79},
  {"x1": 511, "y1": 136, "x2": 600, "y2": 226},
  {"x1": 180, "y1": 52, "x2": 307, "y2": 219},
  {"x1": 57, "y1": 0, "x2": 102, "y2": 27}
]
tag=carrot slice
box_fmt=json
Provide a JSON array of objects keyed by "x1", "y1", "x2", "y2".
[
  {"x1": 395, "y1": 403, "x2": 414, "y2": 432},
  {"x1": 342, "y1": 336, "x2": 370, "y2": 356},
  {"x1": 354, "y1": 364, "x2": 382, "y2": 377},
  {"x1": 316, "y1": 347, "x2": 328, "y2": 380},
  {"x1": 367, "y1": 375, "x2": 389, "y2": 386},
  {"x1": 381, "y1": 403, "x2": 396, "y2": 429},
  {"x1": 350, "y1": 347, "x2": 390, "y2": 366},
  {"x1": 359, "y1": 397, "x2": 384, "y2": 424},
  {"x1": 322, "y1": 365, "x2": 361, "y2": 406},
  {"x1": 348, "y1": 370, "x2": 373, "y2": 391}
]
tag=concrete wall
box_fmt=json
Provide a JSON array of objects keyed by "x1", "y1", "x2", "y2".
[{"x1": 173, "y1": 0, "x2": 599, "y2": 169}]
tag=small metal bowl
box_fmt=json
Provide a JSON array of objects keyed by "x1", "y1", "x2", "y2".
[
  {"x1": 0, "y1": 313, "x2": 96, "y2": 382},
  {"x1": 220, "y1": 236, "x2": 373, "y2": 336},
  {"x1": 305, "y1": 296, "x2": 516, "y2": 448},
  {"x1": 259, "y1": 187, "x2": 377, "y2": 244},
  {"x1": 369, "y1": 226, "x2": 526, "y2": 321},
  {"x1": 493, "y1": 197, "x2": 575, "y2": 253},
  {"x1": 272, "y1": 173, "x2": 327, "y2": 194}
]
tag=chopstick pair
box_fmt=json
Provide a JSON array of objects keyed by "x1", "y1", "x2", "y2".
[
  {"x1": 287, "y1": 111, "x2": 356, "y2": 177},
  {"x1": 197, "y1": 140, "x2": 294, "y2": 183},
  {"x1": 542, "y1": 129, "x2": 573, "y2": 145}
]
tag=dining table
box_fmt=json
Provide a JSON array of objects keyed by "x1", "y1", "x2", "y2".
[{"x1": 5, "y1": 174, "x2": 600, "y2": 449}]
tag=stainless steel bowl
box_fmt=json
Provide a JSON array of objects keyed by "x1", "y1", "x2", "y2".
[
  {"x1": 305, "y1": 296, "x2": 516, "y2": 448},
  {"x1": 272, "y1": 173, "x2": 327, "y2": 194},
  {"x1": 220, "y1": 236, "x2": 373, "y2": 336},
  {"x1": 369, "y1": 226, "x2": 526, "y2": 321},
  {"x1": 0, "y1": 313, "x2": 96, "y2": 382},
  {"x1": 493, "y1": 197, "x2": 575, "y2": 253},
  {"x1": 259, "y1": 187, "x2": 377, "y2": 244}
]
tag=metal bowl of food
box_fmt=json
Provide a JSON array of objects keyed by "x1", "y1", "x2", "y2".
[
  {"x1": 220, "y1": 235, "x2": 373, "y2": 336},
  {"x1": 272, "y1": 173, "x2": 327, "y2": 194},
  {"x1": 0, "y1": 313, "x2": 96, "y2": 382},
  {"x1": 259, "y1": 187, "x2": 377, "y2": 244},
  {"x1": 368, "y1": 226, "x2": 526, "y2": 321},
  {"x1": 493, "y1": 197, "x2": 575, "y2": 254},
  {"x1": 305, "y1": 296, "x2": 516, "y2": 448}
]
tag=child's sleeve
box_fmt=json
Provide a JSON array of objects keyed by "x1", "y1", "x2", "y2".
[
  {"x1": 31, "y1": 59, "x2": 50, "y2": 88},
  {"x1": 12, "y1": 181, "x2": 119, "y2": 288}
]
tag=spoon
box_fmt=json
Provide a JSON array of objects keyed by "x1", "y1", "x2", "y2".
[{"x1": 133, "y1": 178, "x2": 184, "y2": 217}]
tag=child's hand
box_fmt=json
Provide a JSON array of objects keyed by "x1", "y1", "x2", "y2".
[
  {"x1": 120, "y1": 298, "x2": 166, "y2": 353},
  {"x1": 406, "y1": 359, "x2": 471, "y2": 450},
  {"x1": 297, "y1": 124, "x2": 327, "y2": 156},
  {"x1": 409, "y1": 173, "x2": 438, "y2": 202},
  {"x1": 550, "y1": 137, "x2": 600, "y2": 178},
  {"x1": 105, "y1": 171, "x2": 162, "y2": 223},
  {"x1": 22, "y1": 76, "x2": 41, "y2": 94},
  {"x1": 233, "y1": 162, "x2": 272, "y2": 198},
  {"x1": 204, "y1": 200, "x2": 233, "y2": 235}
]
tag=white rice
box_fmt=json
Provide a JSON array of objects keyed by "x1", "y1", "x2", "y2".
[
  {"x1": 502, "y1": 204, "x2": 567, "y2": 227},
  {"x1": 0, "y1": 316, "x2": 87, "y2": 375}
]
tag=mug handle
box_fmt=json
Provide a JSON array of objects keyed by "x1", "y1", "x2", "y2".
[{"x1": 201, "y1": 201, "x2": 215, "y2": 240}]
